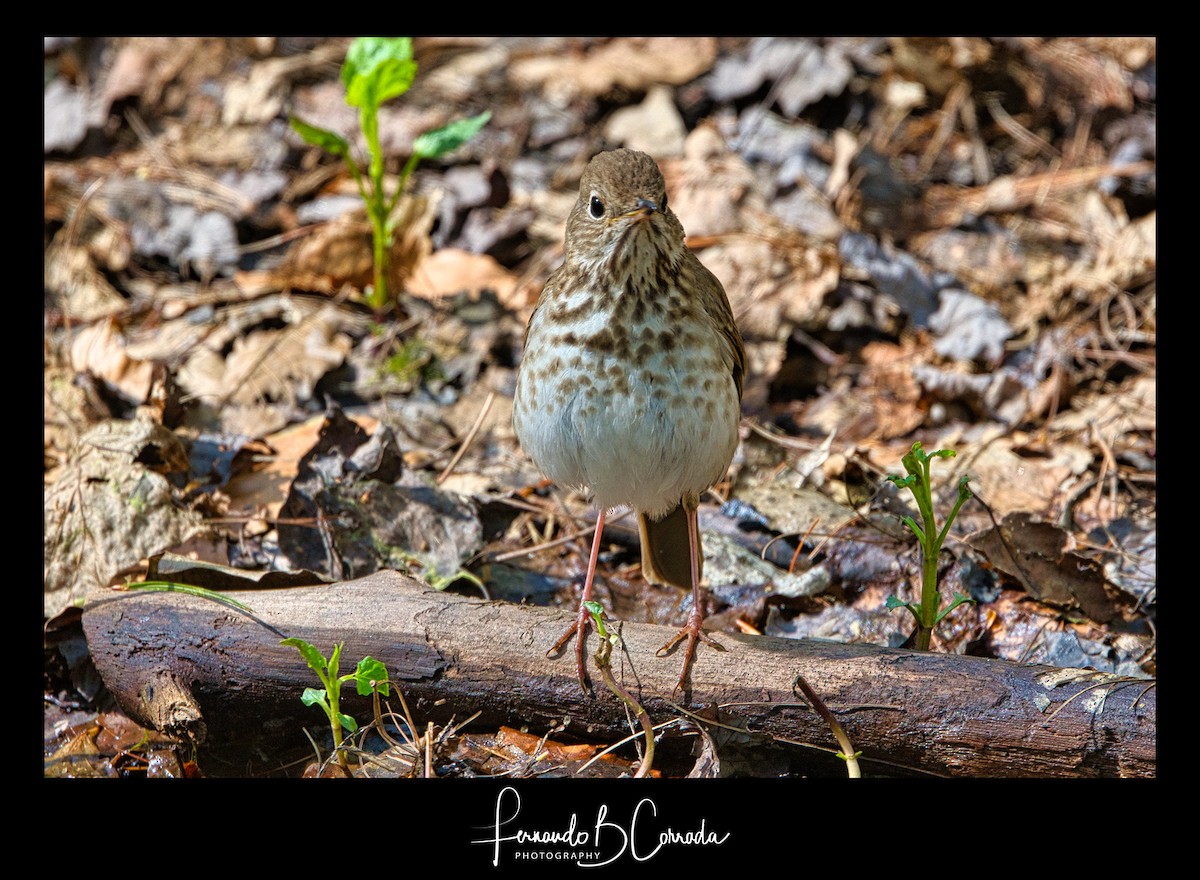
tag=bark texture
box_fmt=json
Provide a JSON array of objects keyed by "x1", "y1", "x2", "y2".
[{"x1": 82, "y1": 570, "x2": 1155, "y2": 777}]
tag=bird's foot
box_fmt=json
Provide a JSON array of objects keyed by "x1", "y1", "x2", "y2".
[
  {"x1": 656, "y1": 605, "x2": 723, "y2": 695},
  {"x1": 547, "y1": 602, "x2": 593, "y2": 695}
]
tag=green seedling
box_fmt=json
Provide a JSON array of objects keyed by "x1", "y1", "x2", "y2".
[
  {"x1": 885, "y1": 442, "x2": 974, "y2": 651},
  {"x1": 392, "y1": 548, "x2": 487, "y2": 596},
  {"x1": 290, "y1": 37, "x2": 490, "y2": 316},
  {"x1": 583, "y1": 601, "x2": 655, "y2": 778},
  {"x1": 281, "y1": 638, "x2": 391, "y2": 772}
]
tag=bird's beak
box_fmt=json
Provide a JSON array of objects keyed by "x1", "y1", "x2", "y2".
[{"x1": 621, "y1": 198, "x2": 658, "y2": 222}]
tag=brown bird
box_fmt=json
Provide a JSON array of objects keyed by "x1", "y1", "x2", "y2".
[{"x1": 512, "y1": 148, "x2": 745, "y2": 694}]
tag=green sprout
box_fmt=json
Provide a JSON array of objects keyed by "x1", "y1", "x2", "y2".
[
  {"x1": 290, "y1": 37, "x2": 489, "y2": 316},
  {"x1": 583, "y1": 601, "x2": 655, "y2": 778},
  {"x1": 885, "y1": 442, "x2": 974, "y2": 651},
  {"x1": 280, "y1": 638, "x2": 391, "y2": 773}
]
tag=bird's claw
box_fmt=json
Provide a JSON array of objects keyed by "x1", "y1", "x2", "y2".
[
  {"x1": 547, "y1": 605, "x2": 593, "y2": 695},
  {"x1": 656, "y1": 607, "x2": 722, "y2": 694}
]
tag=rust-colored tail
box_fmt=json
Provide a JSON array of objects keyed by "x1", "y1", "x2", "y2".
[{"x1": 638, "y1": 504, "x2": 700, "y2": 589}]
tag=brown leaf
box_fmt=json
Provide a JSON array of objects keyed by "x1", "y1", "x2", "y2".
[
  {"x1": 661, "y1": 129, "x2": 759, "y2": 239},
  {"x1": 44, "y1": 241, "x2": 128, "y2": 322},
  {"x1": 271, "y1": 193, "x2": 437, "y2": 296},
  {"x1": 966, "y1": 512, "x2": 1120, "y2": 623},
  {"x1": 175, "y1": 300, "x2": 354, "y2": 410},
  {"x1": 44, "y1": 418, "x2": 202, "y2": 617},
  {"x1": 509, "y1": 37, "x2": 718, "y2": 99},
  {"x1": 69, "y1": 317, "x2": 156, "y2": 405},
  {"x1": 938, "y1": 432, "x2": 1092, "y2": 520},
  {"x1": 406, "y1": 248, "x2": 519, "y2": 304},
  {"x1": 604, "y1": 84, "x2": 687, "y2": 158}
]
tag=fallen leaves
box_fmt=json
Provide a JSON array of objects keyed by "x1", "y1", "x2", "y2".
[
  {"x1": 43, "y1": 38, "x2": 1156, "y2": 777},
  {"x1": 509, "y1": 37, "x2": 719, "y2": 100},
  {"x1": 44, "y1": 417, "x2": 202, "y2": 617},
  {"x1": 967, "y1": 512, "x2": 1119, "y2": 623}
]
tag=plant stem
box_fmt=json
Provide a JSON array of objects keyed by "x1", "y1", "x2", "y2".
[
  {"x1": 324, "y1": 674, "x2": 349, "y2": 772},
  {"x1": 361, "y1": 103, "x2": 390, "y2": 315},
  {"x1": 587, "y1": 604, "x2": 655, "y2": 777},
  {"x1": 792, "y1": 674, "x2": 861, "y2": 778},
  {"x1": 370, "y1": 205, "x2": 389, "y2": 315}
]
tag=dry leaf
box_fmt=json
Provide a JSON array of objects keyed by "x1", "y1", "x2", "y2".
[
  {"x1": 509, "y1": 37, "x2": 718, "y2": 100},
  {"x1": 274, "y1": 193, "x2": 437, "y2": 295},
  {"x1": 44, "y1": 79, "x2": 88, "y2": 153},
  {"x1": 949, "y1": 431, "x2": 1094, "y2": 519},
  {"x1": 929, "y1": 289, "x2": 1013, "y2": 365},
  {"x1": 44, "y1": 418, "x2": 201, "y2": 617},
  {"x1": 661, "y1": 130, "x2": 757, "y2": 239},
  {"x1": 967, "y1": 512, "x2": 1119, "y2": 622},
  {"x1": 604, "y1": 84, "x2": 687, "y2": 158},
  {"x1": 44, "y1": 240, "x2": 129, "y2": 322},
  {"x1": 1049, "y1": 372, "x2": 1155, "y2": 437},
  {"x1": 406, "y1": 248, "x2": 518, "y2": 303},
  {"x1": 69, "y1": 318, "x2": 156, "y2": 405},
  {"x1": 708, "y1": 37, "x2": 867, "y2": 116},
  {"x1": 176, "y1": 302, "x2": 354, "y2": 407},
  {"x1": 699, "y1": 234, "x2": 839, "y2": 340}
]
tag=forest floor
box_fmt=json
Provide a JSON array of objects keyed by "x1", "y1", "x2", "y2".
[{"x1": 43, "y1": 37, "x2": 1155, "y2": 780}]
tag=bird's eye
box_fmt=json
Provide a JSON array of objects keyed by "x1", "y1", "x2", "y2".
[{"x1": 589, "y1": 195, "x2": 605, "y2": 219}]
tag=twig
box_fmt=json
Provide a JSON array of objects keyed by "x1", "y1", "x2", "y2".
[
  {"x1": 490, "y1": 508, "x2": 632, "y2": 562},
  {"x1": 792, "y1": 674, "x2": 861, "y2": 778},
  {"x1": 982, "y1": 93, "x2": 1061, "y2": 160},
  {"x1": 917, "y1": 79, "x2": 971, "y2": 178},
  {"x1": 425, "y1": 721, "x2": 434, "y2": 778},
  {"x1": 575, "y1": 719, "x2": 684, "y2": 777},
  {"x1": 437, "y1": 390, "x2": 495, "y2": 485}
]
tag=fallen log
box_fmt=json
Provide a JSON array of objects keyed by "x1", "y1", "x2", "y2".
[{"x1": 82, "y1": 570, "x2": 1155, "y2": 777}]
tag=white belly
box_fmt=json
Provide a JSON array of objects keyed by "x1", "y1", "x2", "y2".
[{"x1": 513, "y1": 311, "x2": 739, "y2": 518}]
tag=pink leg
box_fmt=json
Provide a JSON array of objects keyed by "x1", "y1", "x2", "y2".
[
  {"x1": 656, "y1": 503, "x2": 720, "y2": 693},
  {"x1": 547, "y1": 508, "x2": 606, "y2": 694}
]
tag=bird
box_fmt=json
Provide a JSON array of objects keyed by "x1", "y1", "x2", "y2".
[{"x1": 512, "y1": 148, "x2": 745, "y2": 694}]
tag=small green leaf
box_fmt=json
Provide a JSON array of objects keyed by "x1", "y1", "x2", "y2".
[
  {"x1": 427, "y1": 568, "x2": 487, "y2": 594},
  {"x1": 886, "y1": 474, "x2": 916, "y2": 489},
  {"x1": 282, "y1": 638, "x2": 329, "y2": 677},
  {"x1": 934, "y1": 592, "x2": 977, "y2": 624},
  {"x1": 957, "y1": 474, "x2": 973, "y2": 502},
  {"x1": 412, "y1": 111, "x2": 490, "y2": 160},
  {"x1": 347, "y1": 58, "x2": 418, "y2": 110},
  {"x1": 300, "y1": 687, "x2": 329, "y2": 709},
  {"x1": 339, "y1": 713, "x2": 359, "y2": 734},
  {"x1": 342, "y1": 37, "x2": 413, "y2": 88},
  {"x1": 886, "y1": 596, "x2": 922, "y2": 623},
  {"x1": 583, "y1": 600, "x2": 610, "y2": 639},
  {"x1": 327, "y1": 642, "x2": 344, "y2": 683},
  {"x1": 354, "y1": 657, "x2": 391, "y2": 697},
  {"x1": 342, "y1": 38, "x2": 417, "y2": 109},
  {"x1": 289, "y1": 116, "x2": 350, "y2": 157},
  {"x1": 900, "y1": 514, "x2": 924, "y2": 541}
]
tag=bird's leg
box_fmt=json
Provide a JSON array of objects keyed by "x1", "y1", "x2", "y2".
[
  {"x1": 656, "y1": 500, "x2": 721, "y2": 694},
  {"x1": 547, "y1": 508, "x2": 607, "y2": 694}
]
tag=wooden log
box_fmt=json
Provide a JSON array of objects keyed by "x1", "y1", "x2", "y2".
[{"x1": 82, "y1": 570, "x2": 1155, "y2": 777}]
